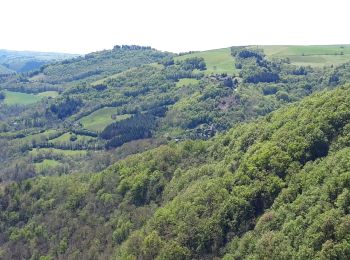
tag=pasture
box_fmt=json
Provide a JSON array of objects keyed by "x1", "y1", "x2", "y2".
[
  {"x1": 175, "y1": 48, "x2": 235, "y2": 75},
  {"x1": 79, "y1": 107, "x2": 131, "y2": 132}
]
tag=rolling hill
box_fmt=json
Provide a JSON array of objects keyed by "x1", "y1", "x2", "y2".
[
  {"x1": 1, "y1": 84, "x2": 350, "y2": 259},
  {"x1": 2, "y1": 45, "x2": 350, "y2": 180},
  {"x1": 1, "y1": 44, "x2": 350, "y2": 259}
]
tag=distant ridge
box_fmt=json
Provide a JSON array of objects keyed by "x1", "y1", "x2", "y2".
[{"x1": 0, "y1": 49, "x2": 79, "y2": 74}]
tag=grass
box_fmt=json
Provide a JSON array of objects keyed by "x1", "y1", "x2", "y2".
[
  {"x1": 30, "y1": 148, "x2": 87, "y2": 156},
  {"x1": 175, "y1": 48, "x2": 235, "y2": 75},
  {"x1": 37, "y1": 91, "x2": 59, "y2": 98},
  {"x1": 34, "y1": 159, "x2": 61, "y2": 172},
  {"x1": 260, "y1": 45, "x2": 350, "y2": 67},
  {"x1": 16, "y1": 129, "x2": 61, "y2": 144},
  {"x1": 79, "y1": 107, "x2": 132, "y2": 132},
  {"x1": 2, "y1": 90, "x2": 58, "y2": 105},
  {"x1": 49, "y1": 132, "x2": 95, "y2": 145},
  {"x1": 3, "y1": 90, "x2": 42, "y2": 105},
  {"x1": 176, "y1": 78, "x2": 200, "y2": 88}
]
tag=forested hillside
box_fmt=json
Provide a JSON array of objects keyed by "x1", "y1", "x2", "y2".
[
  {"x1": 1, "y1": 84, "x2": 350, "y2": 259},
  {"x1": 2, "y1": 45, "x2": 350, "y2": 182},
  {"x1": 1, "y1": 44, "x2": 350, "y2": 259}
]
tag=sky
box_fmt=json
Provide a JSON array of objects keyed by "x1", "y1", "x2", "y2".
[{"x1": 1, "y1": 0, "x2": 350, "y2": 54}]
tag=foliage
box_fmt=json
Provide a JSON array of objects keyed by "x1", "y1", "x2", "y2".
[{"x1": 1, "y1": 85, "x2": 350, "y2": 258}]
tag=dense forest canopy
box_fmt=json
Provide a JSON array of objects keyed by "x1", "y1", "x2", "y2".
[{"x1": 1, "y1": 44, "x2": 350, "y2": 259}]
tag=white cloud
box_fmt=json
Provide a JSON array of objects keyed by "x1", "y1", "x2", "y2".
[{"x1": 1, "y1": 0, "x2": 349, "y2": 53}]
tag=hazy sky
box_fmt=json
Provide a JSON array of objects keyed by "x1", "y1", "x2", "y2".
[{"x1": 1, "y1": 0, "x2": 349, "y2": 54}]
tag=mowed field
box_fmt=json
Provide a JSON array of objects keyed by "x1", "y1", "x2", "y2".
[
  {"x1": 261, "y1": 45, "x2": 350, "y2": 67},
  {"x1": 79, "y1": 107, "x2": 132, "y2": 132},
  {"x1": 49, "y1": 132, "x2": 95, "y2": 145},
  {"x1": 34, "y1": 159, "x2": 62, "y2": 172},
  {"x1": 30, "y1": 148, "x2": 88, "y2": 157},
  {"x1": 175, "y1": 45, "x2": 350, "y2": 74},
  {"x1": 3, "y1": 90, "x2": 42, "y2": 105},
  {"x1": 175, "y1": 78, "x2": 200, "y2": 88},
  {"x1": 2, "y1": 90, "x2": 59, "y2": 105},
  {"x1": 37, "y1": 91, "x2": 59, "y2": 98},
  {"x1": 175, "y1": 48, "x2": 236, "y2": 75}
]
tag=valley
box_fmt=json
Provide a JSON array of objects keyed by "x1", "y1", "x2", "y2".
[{"x1": 1, "y1": 44, "x2": 350, "y2": 259}]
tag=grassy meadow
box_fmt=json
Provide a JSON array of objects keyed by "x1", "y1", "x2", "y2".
[
  {"x1": 261, "y1": 45, "x2": 350, "y2": 67},
  {"x1": 175, "y1": 48, "x2": 235, "y2": 75},
  {"x1": 79, "y1": 107, "x2": 132, "y2": 132}
]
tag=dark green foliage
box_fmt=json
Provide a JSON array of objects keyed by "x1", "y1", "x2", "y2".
[
  {"x1": 234, "y1": 48, "x2": 280, "y2": 83},
  {"x1": 50, "y1": 97, "x2": 82, "y2": 119},
  {"x1": 159, "y1": 56, "x2": 175, "y2": 67},
  {"x1": 179, "y1": 57, "x2": 207, "y2": 71},
  {"x1": 92, "y1": 84, "x2": 107, "y2": 91},
  {"x1": 101, "y1": 113, "x2": 156, "y2": 149}
]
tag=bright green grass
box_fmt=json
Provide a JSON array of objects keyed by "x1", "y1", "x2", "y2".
[
  {"x1": 30, "y1": 148, "x2": 87, "y2": 156},
  {"x1": 175, "y1": 48, "x2": 235, "y2": 75},
  {"x1": 176, "y1": 78, "x2": 200, "y2": 88},
  {"x1": 261, "y1": 45, "x2": 350, "y2": 67},
  {"x1": 50, "y1": 132, "x2": 95, "y2": 145},
  {"x1": 262, "y1": 45, "x2": 350, "y2": 56},
  {"x1": 34, "y1": 159, "x2": 61, "y2": 172},
  {"x1": 79, "y1": 107, "x2": 132, "y2": 132},
  {"x1": 17, "y1": 129, "x2": 60, "y2": 143},
  {"x1": 37, "y1": 91, "x2": 59, "y2": 98},
  {"x1": 3, "y1": 90, "x2": 42, "y2": 105}
]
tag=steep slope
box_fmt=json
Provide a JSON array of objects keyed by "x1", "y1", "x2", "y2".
[
  {"x1": 3, "y1": 45, "x2": 350, "y2": 184},
  {"x1": 1, "y1": 85, "x2": 350, "y2": 259}
]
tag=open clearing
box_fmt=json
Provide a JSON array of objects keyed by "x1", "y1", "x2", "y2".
[
  {"x1": 37, "y1": 91, "x2": 59, "y2": 98},
  {"x1": 49, "y1": 132, "x2": 95, "y2": 145},
  {"x1": 30, "y1": 148, "x2": 88, "y2": 157},
  {"x1": 261, "y1": 45, "x2": 350, "y2": 67},
  {"x1": 3, "y1": 90, "x2": 42, "y2": 105},
  {"x1": 79, "y1": 107, "x2": 132, "y2": 132},
  {"x1": 34, "y1": 159, "x2": 62, "y2": 172},
  {"x1": 176, "y1": 78, "x2": 200, "y2": 88},
  {"x1": 2, "y1": 90, "x2": 59, "y2": 105},
  {"x1": 175, "y1": 48, "x2": 235, "y2": 75}
]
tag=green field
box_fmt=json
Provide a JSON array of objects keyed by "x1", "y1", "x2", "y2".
[
  {"x1": 3, "y1": 90, "x2": 42, "y2": 105},
  {"x1": 49, "y1": 132, "x2": 95, "y2": 145},
  {"x1": 34, "y1": 159, "x2": 62, "y2": 172},
  {"x1": 261, "y1": 45, "x2": 350, "y2": 67},
  {"x1": 1, "y1": 90, "x2": 58, "y2": 105},
  {"x1": 79, "y1": 107, "x2": 132, "y2": 132},
  {"x1": 16, "y1": 130, "x2": 60, "y2": 144},
  {"x1": 175, "y1": 48, "x2": 235, "y2": 75},
  {"x1": 30, "y1": 148, "x2": 88, "y2": 157},
  {"x1": 176, "y1": 78, "x2": 200, "y2": 88},
  {"x1": 175, "y1": 45, "x2": 350, "y2": 72},
  {"x1": 37, "y1": 91, "x2": 59, "y2": 98}
]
